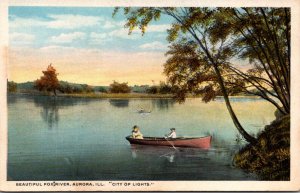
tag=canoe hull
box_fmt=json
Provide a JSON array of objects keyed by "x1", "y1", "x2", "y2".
[{"x1": 126, "y1": 136, "x2": 212, "y2": 149}]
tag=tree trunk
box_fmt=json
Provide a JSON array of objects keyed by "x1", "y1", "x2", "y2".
[
  {"x1": 189, "y1": 29, "x2": 257, "y2": 144},
  {"x1": 213, "y1": 64, "x2": 257, "y2": 144}
]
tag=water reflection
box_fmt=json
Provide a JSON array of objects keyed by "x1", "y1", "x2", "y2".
[
  {"x1": 128, "y1": 134, "x2": 245, "y2": 166},
  {"x1": 28, "y1": 95, "x2": 91, "y2": 129},
  {"x1": 151, "y1": 99, "x2": 175, "y2": 110},
  {"x1": 215, "y1": 96, "x2": 263, "y2": 102},
  {"x1": 160, "y1": 151, "x2": 175, "y2": 163},
  {"x1": 109, "y1": 99, "x2": 129, "y2": 108},
  {"x1": 130, "y1": 145, "x2": 177, "y2": 163},
  {"x1": 7, "y1": 94, "x2": 18, "y2": 104},
  {"x1": 8, "y1": 95, "x2": 268, "y2": 180}
]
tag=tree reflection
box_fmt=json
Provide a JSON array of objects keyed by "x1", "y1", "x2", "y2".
[
  {"x1": 109, "y1": 99, "x2": 129, "y2": 108},
  {"x1": 151, "y1": 99, "x2": 175, "y2": 110},
  {"x1": 7, "y1": 94, "x2": 18, "y2": 104},
  {"x1": 30, "y1": 96, "x2": 90, "y2": 129}
]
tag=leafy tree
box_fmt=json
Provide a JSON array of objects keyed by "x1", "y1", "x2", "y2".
[
  {"x1": 7, "y1": 81, "x2": 17, "y2": 93},
  {"x1": 109, "y1": 81, "x2": 131, "y2": 93},
  {"x1": 114, "y1": 7, "x2": 290, "y2": 144},
  {"x1": 82, "y1": 84, "x2": 94, "y2": 93},
  {"x1": 219, "y1": 8, "x2": 290, "y2": 115},
  {"x1": 158, "y1": 81, "x2": 173, "y2": 94},
  {"x1": 146, "y1": 85, "x2": 159, "y2": 94},
  {"x1": 34, "y1": 64, "x2": 59, "y2": 95}
]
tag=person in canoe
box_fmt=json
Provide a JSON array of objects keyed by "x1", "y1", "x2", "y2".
[
  {"x1": 165, "y1": 128, "x2": 177, "y2": 139},
  {"x1": 131, "y1": 125, "x2": 144, "y2": 139}
]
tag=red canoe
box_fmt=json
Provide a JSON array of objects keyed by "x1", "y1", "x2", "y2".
[{"x1": 126, "y1": 135, "x2": 212, "y2": 149}]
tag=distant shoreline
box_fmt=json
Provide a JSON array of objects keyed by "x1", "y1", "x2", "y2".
[
  {"x1": 8, "y1": 92, "x2": 175, "y2": 99},
  {"x1": 8, "y1": 92, "x2": 260, "y2": 100}
]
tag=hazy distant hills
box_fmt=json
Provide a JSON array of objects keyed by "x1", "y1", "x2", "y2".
[
  {"x1": 13, "y1": 81, "x2": 150, "y2": 93},
  {"x1": 15, "y1": 81, "x2": 109, "y2": 91},
  {"x1": 17, "y1": 81, "x2": 35, "y2": 90}
]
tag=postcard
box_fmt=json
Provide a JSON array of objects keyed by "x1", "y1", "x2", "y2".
[{"x1": 0, "y1": 0, "x2": 300, "y2": 191}]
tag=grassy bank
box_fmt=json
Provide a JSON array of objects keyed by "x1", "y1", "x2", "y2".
[{"x1": 233, "y1": 115, "x2": 290, "y2": 180}]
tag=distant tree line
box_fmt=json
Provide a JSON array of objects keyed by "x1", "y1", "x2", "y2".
[
  {"x1": 12, "y1": 63, "x2": 252, "y2": 96},
  {"x1": 31, "y1": 66, "x2": 177, "y2": 95},
  {"x1": 58, "y1": 83, "x2": 94, "y2": 94},
  {"x1": 146, "y1": 81, "x2": 174, "y2": 94}
]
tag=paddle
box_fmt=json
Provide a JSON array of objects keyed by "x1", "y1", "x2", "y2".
[{"x1": 164, "y1": 137, "x2": 178, "y2": 151}]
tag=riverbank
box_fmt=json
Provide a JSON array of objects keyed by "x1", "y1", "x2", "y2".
[
  {"x1": 233, "y1": 114, "x2": 290, "y2": 180},
  {"x1": 8, "y1": 92, "x2": 175, "y2": 99},
  {"x1": 9, "y1": 91, "x2": 262, "y2": 100},
  {"x1": 60, "y1": 93, "x2": 174, "y2": 99}
]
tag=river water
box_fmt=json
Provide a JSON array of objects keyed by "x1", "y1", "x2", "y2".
[{"x1": 7, "y1": 95, "x2": 276, "y2": 180}]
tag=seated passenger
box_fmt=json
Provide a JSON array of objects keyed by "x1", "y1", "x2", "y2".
[{"x1": 131, "y1": 125, "x2": 144, "y2": 139}]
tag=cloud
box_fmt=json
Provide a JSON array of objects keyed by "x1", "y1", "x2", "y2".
[
  {"x1": 102, "y1": 24, "x2": 169, "y2": 40},
  {"x1": 9, "y1": 15, "x2": 46, "y2": 29},
  {"x1": 146, "y1": 24, "x2": 170, "y2": 32},
  {"x1": 10, "y1": 32, "x2": 35, "y2": 45},
  {"x1": 139, "y1": 41, "x2": 167, "y2": 50},
  {"x1": 102, "y1": 20, "x2": 124, "y2": 29},
  {"x1": 50, "y1": 32, "x2": 86, "y2": 43},
  {"x1": 89, "y1": 29, "x2": 138, "y2": 44},
  {"x1": 10, "y1": 14, "x2": 103, "y2": 30},
  {"x1": 89, "y1": 32, "x2": 108, "y2": 44},
  {"x1": 110, "y1": 28, "x2": 139, "y2": 39},
  {"x1": 46, "y1": 14, "x2": 103, "y2": 29}
]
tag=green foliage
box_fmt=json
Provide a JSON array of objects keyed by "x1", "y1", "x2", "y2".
[
  {"x1": 146, "y1": 85, "x2": 158, "y2": 94},
  {"x1": 7, "y1": 81, "x2": 17, "y2": 93},
  {"x1": 234, "y1": 115, "x2": 290, "y2": 180},
  {"x1": 58, "y1": 82, "x2": 94, "y2": 94},
  {"x1": 145, "y1": 82, "x2": 173, "y2": 94},
  {"x1": 132, "y1": 85, "x2": 149, "y2": 93},
  {"x1": 109, "y1": 81, "x2": 131, "y2": 93},
  {"x1": 158, "y1": 81, "x2": 172, "y2": 94},
  {"x1": 164, "y1": 39, "x2": 219, "y2": 102},
  {"x1": 95, "y1": 86, "x2": 107, "y2": 93}
]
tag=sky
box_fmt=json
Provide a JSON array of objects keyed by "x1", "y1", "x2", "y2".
[{"x1": 8, "y1": 7, "x2": 174, "y2": 86}]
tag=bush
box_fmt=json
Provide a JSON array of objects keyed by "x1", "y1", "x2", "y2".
[
  {"x1": 109, "y1": 81, "x2": 131, "y2": 93},
  {"x1": 234, "y1": 115, "x2": 290, "y2": 180},
  {"x1": 146, "y1": 86, "x2": 159, "y2": 94}
]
